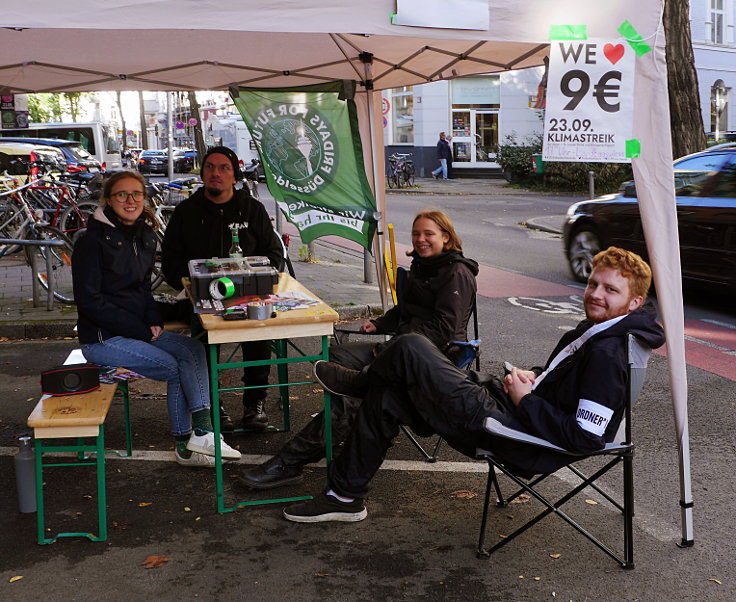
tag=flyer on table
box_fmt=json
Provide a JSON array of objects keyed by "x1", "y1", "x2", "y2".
[{"x1": 543, "y1": 38, "x2": 635, "y2": 163}]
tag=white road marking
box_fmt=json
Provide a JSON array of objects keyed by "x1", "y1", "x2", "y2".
[{"x1": 0, "y1": 446, "x2": 678, "y2": 543}]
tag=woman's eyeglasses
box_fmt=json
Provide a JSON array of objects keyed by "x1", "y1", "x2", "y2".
[{"x1": 110, "y1": 191, "x2": 145, "y2": 202}]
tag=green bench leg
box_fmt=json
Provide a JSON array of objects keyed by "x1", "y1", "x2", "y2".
[{"x1": 33, "y1": 430, "x2": 108, "y2": 544}]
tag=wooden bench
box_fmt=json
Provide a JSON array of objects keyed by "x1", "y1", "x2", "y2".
[{"x1": 27, "y1": 350, "x2": 132, "y2": 544}]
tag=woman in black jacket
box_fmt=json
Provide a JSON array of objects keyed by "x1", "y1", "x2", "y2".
[
  {"x1": 71, "y1": 170, "x2": 240, "y2": 467},
  {"x1": 239, "y1": 209, "x2": 479, "y2": 490}
]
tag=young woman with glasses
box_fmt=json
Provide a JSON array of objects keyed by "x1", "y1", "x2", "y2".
[{"x1": 71, "y1": 170, "x2": 240, "y2": 467}]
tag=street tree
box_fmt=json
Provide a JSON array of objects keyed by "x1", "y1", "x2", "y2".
[
  {"x1": 187, "y1": 91, "x2": 206, "y2": 163},
  {"x1": 664, "y1": 0, "x2": 707, "y2": 158}
]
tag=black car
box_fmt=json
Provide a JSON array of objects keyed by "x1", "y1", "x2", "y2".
[
  {"x1": 563, "y1": 148, "x2": 736, "y2": 294},
  {"x1": 0, "y1": 136, "x2": 101, "y2": 172},
  {"x1": 137, "y1": 150, "x2": 168, "y2": 174},
  {"x1": 173, "y1": 149, "x2": 196, "y2": 173}
]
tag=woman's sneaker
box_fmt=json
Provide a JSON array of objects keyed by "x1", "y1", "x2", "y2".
[
  {"x1": 283, "y1": 492, "x2": 367, "y2": 523},
  {"x1": 186, "y1": 431, "x2": 241, "y2": 460},
  {"x1": 175, "y1": 449, "x2": 216, "y2": 468}
]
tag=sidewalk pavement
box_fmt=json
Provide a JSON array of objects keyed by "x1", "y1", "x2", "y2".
[{"x1": 0, "y1": 177, "x2": 566, "y2": 339}]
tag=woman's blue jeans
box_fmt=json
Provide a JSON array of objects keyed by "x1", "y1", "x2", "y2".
[{"x1": 80, "y1": 331, "x2": 210, "y2": 436}]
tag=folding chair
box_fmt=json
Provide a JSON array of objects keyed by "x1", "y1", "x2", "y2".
[
  {"x1": 475, "y1": 333, "x2": 652, "y2": 569},
  {"x1": 334, "y1": 265, "x2": 480, "y2": 462}
]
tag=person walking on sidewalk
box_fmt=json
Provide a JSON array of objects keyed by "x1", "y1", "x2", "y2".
[
  {"x1": 238, "y1": 210, "x2": 478, "y2": 490},
  {"x1": 431, "y1": 132, "x2": 452, "y2": 180},
  {"x1": 71, "y1": 170, "x2": 241, "y2": 467},
  {"x1": 281, "y1": 247, "x2": 666, "y2": 523},
  {"x1": 161, "y1": 146, "x2": 284, "y2": 433}
]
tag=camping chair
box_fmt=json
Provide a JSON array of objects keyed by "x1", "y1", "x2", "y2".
[
  {"x1": 334, "y1": 265, "x2": 480, "y2": 462},
  {"x1": 475, "y1": 333, "x2": 652, "y2": 569}
]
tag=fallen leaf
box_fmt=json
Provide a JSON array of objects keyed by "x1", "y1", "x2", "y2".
[
  {"x1": 83, "y1": 495, "x2": 92, "y2": 499},
  {"x1": 585, "y1": 499, "x2": 598, "y2": 505},
  {"x1": 195, "y1": 517, "x2": 201, "y2": 521},
  {"x1": 450, "y1": 490, "x2": 477, "y2": 499},
  {"x1": 143, "y1": 555, "x2": 171, "y2": 569},
  {"x1": 518, "y1": 575, "x2": 525, "y2": 579},
  {"x1": 314, "y1": 573, "x2": 330, "y2": 577},
  {"x1": 708, "y1": 578, "x2": 722, "y2": 584},
  {"x1": 510, "y1": 494, "x2": 531, "y2": 504},
  {"x1": 499, "y1": 534, "x2": 508, "y2": 539},
  {"x1": 138, "y1": 502, "x2": 153, "y2": 507},
  {"x1": 550, "y1": 553, "x2": 562, "y2": 559},
  {"x1": 534, "y1": 577, "x2": 541, "y2": 581},
  {"x1": 184, "y1": 507, "x2": 191, "y2": 512},
  {"x1": 9, "y1": 576, "x2": 23, "y2": 583}
]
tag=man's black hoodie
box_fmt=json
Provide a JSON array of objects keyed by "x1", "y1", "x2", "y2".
[{"x1": 161, "y1": 187, "x2": 283, "y2": 291}]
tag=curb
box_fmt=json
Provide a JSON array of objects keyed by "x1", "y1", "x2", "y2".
[{"x1": 524, "y1": 216, "x2": 564, "y2": 235}]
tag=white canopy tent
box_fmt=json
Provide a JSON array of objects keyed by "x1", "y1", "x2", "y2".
[{"x1": 2, "y1": 0, "x2": 693, "y2": 546}]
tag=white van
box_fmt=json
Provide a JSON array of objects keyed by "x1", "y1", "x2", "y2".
[{"x1": 1, "y1": 122, "x2": 122, "y2": 170}]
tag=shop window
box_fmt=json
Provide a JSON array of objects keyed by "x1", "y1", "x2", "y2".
[{"x1": 391, "y1": 87, "x2": 414, "y2": 144}]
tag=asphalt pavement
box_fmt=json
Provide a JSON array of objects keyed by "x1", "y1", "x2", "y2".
[{"x1": 2, "y1": 178, "x2": 730, "y2": 601}]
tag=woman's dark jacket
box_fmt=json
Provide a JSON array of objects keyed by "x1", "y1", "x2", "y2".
[
  {"x1": 72, "y1": 206, "x2": 162, "y2": 344},
  {"x1": 371, "y1": 250, "x2": 479, "y2": 350},
  {"x1": 161, "y1": 187, "x2": 283, "y2": 291}
]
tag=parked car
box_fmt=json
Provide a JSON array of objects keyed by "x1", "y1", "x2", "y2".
[
  {"x1": 173, "y1": 149, "x2": 196, "y2": 173},
  {"x1": 0, "y1": 137, "x2": 101, "y2": 173},
  {"x1": 563, "y1": 148, "x2": 736, "y2": 294},
  {"x1": 137, "y1": 150, "x2": 168, "y2": 174},
  {"x1": 0, "y1": 140, "x2": 67, "y2": 176}
]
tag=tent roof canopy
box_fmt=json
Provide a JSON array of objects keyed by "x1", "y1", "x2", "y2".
[{"x1": 1, "y1": 29, "x2": 547, "y2": 93}]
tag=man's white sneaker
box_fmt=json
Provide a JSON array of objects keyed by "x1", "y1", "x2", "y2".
[
  {"x1": 175, "y1": 449, "x2": 216, "y2": 468},
  {"x1": 186, "y1": 431, "x2": 241, "y2": 460}
]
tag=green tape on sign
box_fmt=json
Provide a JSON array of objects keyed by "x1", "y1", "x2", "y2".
[
  {"x1": 618, "y1": 20, "x2": 652, "y2": 56},
  {"x1": 549, "y1": 25, "x2": 587, "y2": 40},
  {"x1": 625, "y1": 139, "x2": 641, "y2": 158},
  {"x1": 390, "y1": 13, "x2": 397, "y2": 24}
]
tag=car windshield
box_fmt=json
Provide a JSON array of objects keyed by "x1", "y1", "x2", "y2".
[{"x1": 66, "y1": 144, "x2": 94, "y2": 161}]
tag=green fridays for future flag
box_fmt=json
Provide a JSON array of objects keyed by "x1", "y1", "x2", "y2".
[{"x1": 231, "y1": 82, "x2": 377, "y2": 250}]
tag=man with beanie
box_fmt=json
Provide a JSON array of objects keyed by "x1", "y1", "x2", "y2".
[{"x1": 162, "y1": 146, "x2": 284, "y2": 431}]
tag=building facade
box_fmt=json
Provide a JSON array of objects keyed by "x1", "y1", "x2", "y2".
[
  {"x1": 691, "y1": 0, "x2": 735, "y2": 139},
  {"x1": 384, "y1": 1, "x2": 736, "y2": 178}
]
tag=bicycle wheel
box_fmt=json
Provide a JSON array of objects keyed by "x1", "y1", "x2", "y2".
[
  {"x1": 0, "y1": 202, "x2": 26, "y2": 256},
  {"x1": 150, "y1": 230, "x2": 165, "y2": 291},
  {"x1": 403, "y1": 163, "x2": 415, "y2": 187},
  {"x1": 59, "y1": 199, "x2": 97, "y2": 242},
  {"x1": 25, "y1": 226, "x2": 76, "y2": 304},
  {"x1": 395, "y1": 166, "x2": 405, "y2": 188}
]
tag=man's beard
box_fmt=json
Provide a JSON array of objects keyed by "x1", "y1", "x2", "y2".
[{"x1": 205, "y1": 186, "x2": 226, "y2": 199}]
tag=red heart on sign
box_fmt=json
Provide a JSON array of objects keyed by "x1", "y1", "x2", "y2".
[{"x1": 603, "y1": 43, "x2": 625, "y2": 65}]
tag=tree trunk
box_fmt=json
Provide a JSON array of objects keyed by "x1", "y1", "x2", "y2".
[
  {"x1": 664, "y1": 0, "x2": 707, "y2": 158},
  {"x1": 138, "y1": 91, "x2": 148, "y2": 150},
  {"x1": 187, "y1": 91, "x2": 206, "y2": 167},
  {"x1": 115, "y1": 91, "x2": 128, "y2": 152}
]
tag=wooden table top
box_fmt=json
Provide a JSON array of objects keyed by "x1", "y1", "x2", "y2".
[{"x1": 196, "y1": 273, "x2": 339, "y2": 344}]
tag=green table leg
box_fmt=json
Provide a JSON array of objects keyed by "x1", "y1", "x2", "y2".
[
  {"x1": 209, "y1": 343, "x2": 226, "y2": 514},
  {"x1": 275, "y1": 339, "x2": 290, "y2": 430}
]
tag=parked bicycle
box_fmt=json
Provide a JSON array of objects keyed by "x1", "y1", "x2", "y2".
[
  {"x1": 0, "y1": 178, "x2": 75, "y2": 303},
  {"x1": 386, "y1": 153, "x2": 415, "y2": 189}
]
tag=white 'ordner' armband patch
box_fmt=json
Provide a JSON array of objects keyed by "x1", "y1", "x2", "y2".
[{"x1": 575, "y1": 399, "x2": 614, "y2": 437}]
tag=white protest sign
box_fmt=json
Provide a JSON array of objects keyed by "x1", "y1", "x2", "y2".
[{"x1": 543, "y1": 39, "x2": 636, "y2": 163}]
